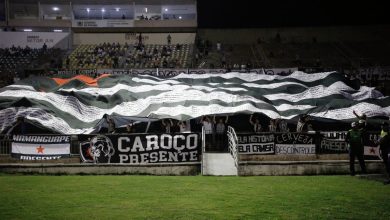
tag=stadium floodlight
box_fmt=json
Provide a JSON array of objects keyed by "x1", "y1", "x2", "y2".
[
  {"x1": 116, "y1": 8, "x2": 120, "y2": 12},
  {"x1": 23, "y1": 29, "x2": 32, "y2": 32},
  {"x1": 165, "y1": 8, "x2": 168, "y2": 12},
  {"x1": 54, "y1": 29, "x2": 63, "y2": 32},
  {"x1": 101, "y1": 8, "x2": 105, "y2": 12},
  {"x1": 86, "y1": 8, "x2": 90, "y2": 13},
  {"x1": 53, "y1": 7, "x2": 59, "y2": 11}
]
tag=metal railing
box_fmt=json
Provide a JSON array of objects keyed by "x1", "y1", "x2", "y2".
[
  {"x1": 201, "y1": 126, "x2": 206, "y2": 175},
  {"x1": 227, "y1": 126, "x2": 239, "y2": 168},
  {"x1": 0, "y1": 135, "x2": 12, "y2": 155}
]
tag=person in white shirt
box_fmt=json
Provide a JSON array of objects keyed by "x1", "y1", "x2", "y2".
[
  {"x1": 201, "y1": 116, "x2": 214, "y2": 150},
  {"x1": 214, "y1": 115, "x2": 229, "y2": 151}
]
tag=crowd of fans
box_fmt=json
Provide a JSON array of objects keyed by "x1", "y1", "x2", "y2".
[
  {"x1": 66, "y1": 41, "x2": 190, "y2": 69},
  {"x1": 0, "y1": 44, "x2": 64, "y2": 85}
]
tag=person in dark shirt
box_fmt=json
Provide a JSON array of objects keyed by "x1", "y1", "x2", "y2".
[
  {"x1": 345, "y1": 122, "x2": 367, "y2": 176},
  {"x1": 249, "y1": 114, "x2": 262, "y2": 133}
]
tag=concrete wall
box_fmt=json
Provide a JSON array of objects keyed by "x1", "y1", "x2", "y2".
[
  {"x1": 0, "y1": 162, "x2": 200, "y2": 175},
  {"x1": 240, "y1": 154, "x2": 349, "y2": 161},
  {"x1": 73, "y1": 32, "x2": 195, "y2": 45},
  {"x1": 238, "y1": 160, "x2": 384, "y2": 176}
]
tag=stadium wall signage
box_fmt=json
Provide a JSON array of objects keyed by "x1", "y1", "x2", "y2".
[
  {"x1": 237, "y1": 133, "x2": 275, "y2": 154},
  {"x1": 79, "y1": 133, "x2": 200, "y2": 164},
  {"x1": 73, "y1": 20, "x2": 134, "y2": 28},
  {"x1": 0, "y1": 32, "x2": 69, "y2": 49},
  {"x1": 11, "y1": 135, "x2": 70, "y2": 160},
  {"x1": 57, "y1": 69, "x2": 97, "y2": 76}
]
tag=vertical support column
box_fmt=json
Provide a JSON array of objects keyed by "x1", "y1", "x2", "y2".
[
  {"x1": 38, "y1": 1, "x2": 41, "y2": 21},
  {"x1": 5, "y1": 0, "x2": 9, "y2": 25}
]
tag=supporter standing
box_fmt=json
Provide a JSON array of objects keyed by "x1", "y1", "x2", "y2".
[
  {"x1": 167, "y1": 34, "x2": 172, "y2": 46},
  {"x1": 126, "y1": 123, "x2": 135, "y2": 133},
  {"x1": 296, "y1": 114, "x2": 313, "y2": 132},
  {"x1": 378, "y1": 122, "x2": 390, "y2": 184},
  {"x1": 346, "y1": 122, "x2": 367, "y2": 176},
  {"x1": 214, "y1": 115, "x2": 229, "y2": 151},
  {"x1": 269, "y1": 119, "x2": 277, "y2": 132},
  {"x1": 249, "y1": 114, "x2": 262, "y2": 133},
  {"x1": 201, "y1": 116, "x2": 214, "y2": 150},
  {"x1": 278, "y1": 119, "x2": 289, "y2": 132},
  {"x1": 178, "y1": 121, "x2": 189, "y2": 133},
  {"x1": 107, "y1": 118, "x2": 116, "y2": 134},
  {"x1": 162, "y1": 119, "x2": 173, "y2": 133}
]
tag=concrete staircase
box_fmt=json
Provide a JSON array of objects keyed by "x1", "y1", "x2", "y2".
[{"x1": 202, "y1": 153, "x2": 237, "y2": 176}]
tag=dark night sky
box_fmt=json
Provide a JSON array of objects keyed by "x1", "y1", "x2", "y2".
[{"x1": 197, "y1": 0, "x2": 389, "y2": 28}]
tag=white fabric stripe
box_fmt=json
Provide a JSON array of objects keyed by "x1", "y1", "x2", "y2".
[
  {"x1": 242, "y1": 81, "x2": 308, "y2": 89},
  {"x1": 0, "y1": 90, "x2": 103, "y2": 122},
  {"x1": 1, "y1": 101, "x2": 388, "y2": 134},
  {"x1": 132, "y1": 77, "x2": 181, "y2": 85},
  {"x1": 274, "y1": 104, "x2": 315, "y2": 112},
  {"x1": 0, "y1": 88, "x2": 270, "y2": 123},
  {"x1": 0, "y1": 107, "x2": 93, "y2": 134},
  {"x1": 172, "y1": 71, "x2": 336, "y2": 82},
  {"x1": 5, "y1": 85, "x2": 36, "y2": 91},
  {"x1": 263, "y1": 81, "x2": 379, "y2": 102},
  {"x1": 148, "y1": 103, "x2": 281, "y2": 119},
  {"x1": 58, "y1": 83, "x2": 247, "y2": 96},
  {"x1": 0, "y1": 81, "x2": 384, "y2": 124},
  {"x1": 310, "y1": 103, "x2": 390, "y2": 120}
]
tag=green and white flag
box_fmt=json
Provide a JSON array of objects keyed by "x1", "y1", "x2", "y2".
[{"x1": 0, "y1": 71, "x2": 389, "y2": 134}]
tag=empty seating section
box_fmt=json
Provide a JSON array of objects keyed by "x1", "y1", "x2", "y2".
[
  {"x1": 260, "y1": 43, "x2": 349, "y2": 68},
  {"x1": 66, "y1": 43, "x2": 192, "y2": 69},
  {"x1": 340, "y1": 42, "x2": 390, "y2": 67}
]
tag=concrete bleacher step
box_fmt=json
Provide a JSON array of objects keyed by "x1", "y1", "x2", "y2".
[{"x1": 202, "y1": 153, "x2": 237, "y2": 176}]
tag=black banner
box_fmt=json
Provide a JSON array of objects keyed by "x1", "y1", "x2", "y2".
[
  {"x1": 79, "y1": 133, "x2": 200, "y2": 164},
  {"x1": 274, "y1": 132, "x2": 316, "y2": 155},
  {"x1": 237, "y1": 133, "x2": 275, "y2": 154},
  {"x1": 319, "y1": 131, "x2": 349, "y2": 154}
]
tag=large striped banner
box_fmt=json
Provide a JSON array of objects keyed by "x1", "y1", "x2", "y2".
[{"x1": 0, "y1": 71, "x2": 389, "y2": 134}]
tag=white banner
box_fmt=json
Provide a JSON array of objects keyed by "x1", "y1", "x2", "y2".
[
  {"x1": 364, "y1": 146, "x2": 382, "y2": 159},
  {"x1": 73, "y1": 20, "x2": 134, "y2": 28},
  {"x1": 276, "y1": 144, "x2": 316, "y2": 155},
  {"x1": 11, "y1": 135, "x2": 70, "y2": 160}
]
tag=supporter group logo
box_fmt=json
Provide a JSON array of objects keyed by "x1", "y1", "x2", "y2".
[{"x1": 80, "y1": 135, "x2": 115, "y2": 163}]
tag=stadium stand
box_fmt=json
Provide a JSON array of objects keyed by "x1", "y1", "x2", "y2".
[{"x1": 66, "y1": 42, "x2": 192, "y2": 69}]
